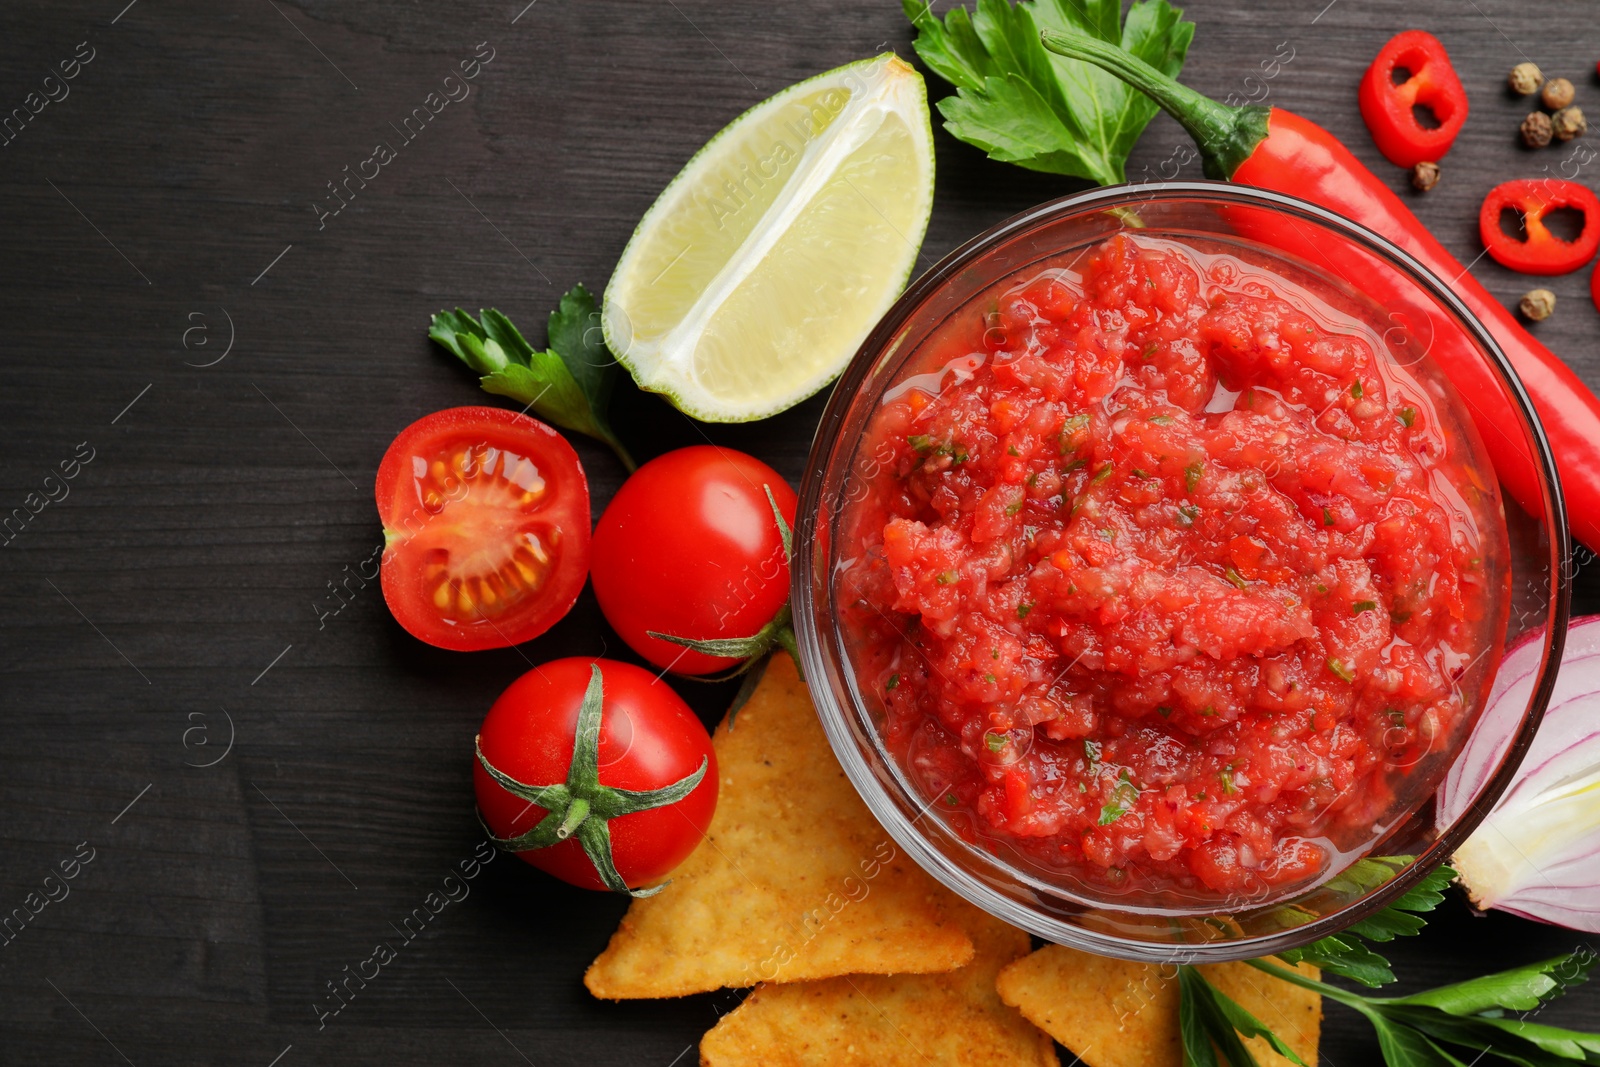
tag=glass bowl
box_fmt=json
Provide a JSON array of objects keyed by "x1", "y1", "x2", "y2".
[{"x1": 791, "y1": 181, "x2": 1570, "y2": 963}]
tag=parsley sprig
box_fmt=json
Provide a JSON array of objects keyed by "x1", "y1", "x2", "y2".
[
  {"x1": 903, "y1": 0, "x2": 1194, "y2": 185},
  {"x1": 1272, "y1": 857, "x2": 1450, "y2": 988},
  {"x1": 1178, "y1": 859, "x2": 1600, "y2": 1066},
  {"x1": 430, "y1": 284, "x2": 636, "y2": 470}
]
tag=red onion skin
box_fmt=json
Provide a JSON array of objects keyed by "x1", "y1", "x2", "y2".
[{"x1": 1439, "y1": 614, "x2": 1600, "y2": 824}]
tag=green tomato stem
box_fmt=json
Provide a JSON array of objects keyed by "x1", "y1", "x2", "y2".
[{"x1": 556, "y1": 797, "x2": 590, "y2": 839}]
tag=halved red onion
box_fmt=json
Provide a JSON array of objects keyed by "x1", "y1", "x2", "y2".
[{"x1": 1437, "y1": 615, "x2": 1600, "y2": 932}]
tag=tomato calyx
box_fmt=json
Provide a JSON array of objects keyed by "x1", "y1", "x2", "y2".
[
  {"x1": 474, "y1": 663, "x2": 708, "y2": 896},
  {"x1": 644, "y1": 485, "x2": 804, "y2": 681},
  {"x1": 648, "y1": 603, "x2": 800, "y2": 677}
]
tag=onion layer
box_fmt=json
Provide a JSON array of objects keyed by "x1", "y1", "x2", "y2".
[{"x1": 1438, "y1": 615, "x2": 1600, "y2": 932}]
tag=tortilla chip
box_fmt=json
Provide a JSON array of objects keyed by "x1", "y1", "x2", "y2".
[
  {"x1": 584, "y1": 655, "x2": 973, "y2": 999},
  {"x1": 995, "y1": 945, "x2": 1321, "y2": 1067},
  {"x1": 699, "y1": 900, "x2": 1055, "y2": 1067}
]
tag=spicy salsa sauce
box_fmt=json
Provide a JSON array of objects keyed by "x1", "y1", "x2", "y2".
[{"x1": 838, "y1": 233, "x2": 1509, "y2": 905}]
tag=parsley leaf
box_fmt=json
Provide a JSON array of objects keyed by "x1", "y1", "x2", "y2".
[
  {"x1": 1097, "y1": 770, "x2": 1139, "y2": 825},
  {"x1": 903, "y1": 0, "x2": 1194, "y2": 185},
  {"x1": 1276, "y1": 858, "x2": 1451, "y2": 987},
  {"x1": 1389, "y1": 953, "x2": 1595, "y2": 1016},
  {"x1": 430, "y1": 284, "x2": 636, "y2": 469}
]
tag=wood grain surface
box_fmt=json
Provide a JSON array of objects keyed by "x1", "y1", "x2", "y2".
[{"x1": 2, "y1": 1, "x2": 1599, "y2": 1063}]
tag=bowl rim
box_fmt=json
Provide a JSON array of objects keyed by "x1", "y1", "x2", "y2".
[{"x1": 791, "y1": 179, "x2": 1572, "y2": 962}]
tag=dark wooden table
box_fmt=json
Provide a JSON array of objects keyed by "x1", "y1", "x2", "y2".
[{"x1": 3, "y1": 1, "x2": 1599, "y2": 1063}]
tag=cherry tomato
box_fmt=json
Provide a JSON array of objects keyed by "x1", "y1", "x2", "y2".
[
  {"x1": 473, "y1": 657, "x2": 717, "y2": 892},
  {"x1": 591, "y1": 446, "x2": 797, "y2": 675},
  {"x1": 376, "y1": 406, "x2": 590, "y2": 651}
]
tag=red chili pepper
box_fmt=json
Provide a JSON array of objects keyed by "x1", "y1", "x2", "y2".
[
  {"x1": 1479, "y1": 179, "x2": 1600, "y2": 275},
  {"x1": 1357, "y1": 30, "x2": 1469, "y2": 168},
  {"x1": 1042, "y1": 29, "x2": 1600, "y2": 553}
]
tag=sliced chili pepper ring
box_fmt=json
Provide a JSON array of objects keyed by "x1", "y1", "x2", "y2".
[
  {"x1": 1479, "y1": 179, "x2": 1600, "y2": 276},
  {"x1": 1358, "y1": 30, "x2": 1469, "y2": 168}
]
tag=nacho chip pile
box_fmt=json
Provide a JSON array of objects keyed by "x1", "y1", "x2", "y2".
[
  {"x1": 700, "y1": 904, "x2": 1055, "y2": 1067},
  {"x1": 582, "y1": 654, "x2": 1323, "y2": 1066}
]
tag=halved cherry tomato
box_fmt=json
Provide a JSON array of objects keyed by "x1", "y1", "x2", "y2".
[
  {"x1": 375, "y1": 406, "x2": 590, "y2": 651},
  {"x1": 1358, "y1": 30, "x2": 1468, "y2": 168},
  {"x1": 1479, "y1": 179, "x2": 1600, "y2": 276},
  {"x1": 591, "y1": 446, "x2": 796, "y2": 675},
  {"x1": 473, "y1": 657, "x2": 717, "y2": 893}
]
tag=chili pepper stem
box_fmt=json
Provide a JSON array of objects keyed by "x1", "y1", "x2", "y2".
[{"x1": 1040, "y1": 29, "x2": 1270, "y2": 180}]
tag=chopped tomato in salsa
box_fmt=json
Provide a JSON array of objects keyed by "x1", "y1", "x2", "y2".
[{"x1": 840, "y1": 234, "x2": 1509, "y2": 904}]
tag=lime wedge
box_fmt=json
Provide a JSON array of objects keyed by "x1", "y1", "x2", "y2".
[{"x1": 603, "y1": 54, "x2": 935, "y2": 423}]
